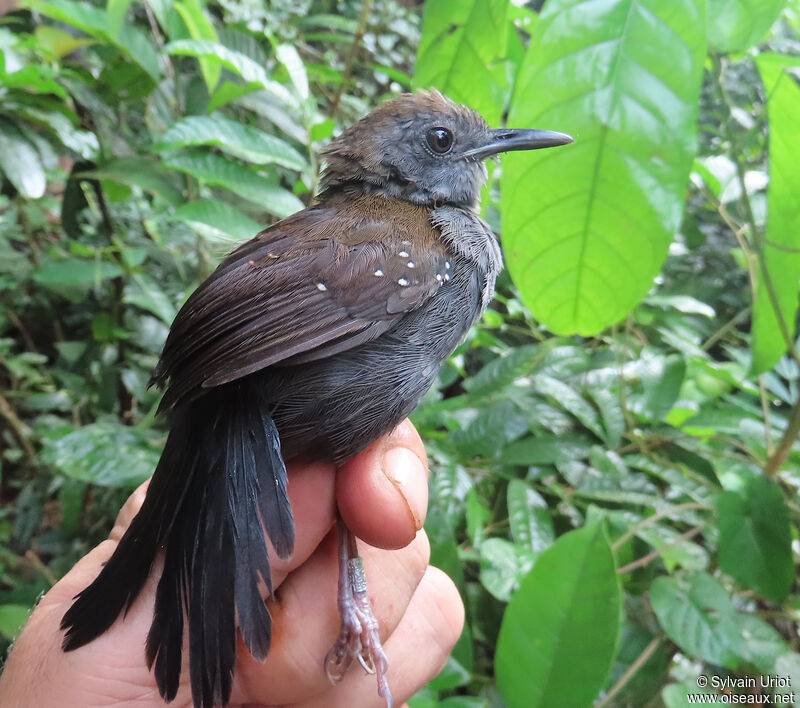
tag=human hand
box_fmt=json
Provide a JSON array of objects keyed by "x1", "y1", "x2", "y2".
[{"x1": 0, "y1": 420, "x2": 463, "y2": 707}]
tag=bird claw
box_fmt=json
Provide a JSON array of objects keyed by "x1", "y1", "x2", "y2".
[
  {"x1": 324, "y1": 584, "x2": 389, "y2": 686},
  {"x1": 325, "y1": 528, "x2": 393, "y2": 707}
]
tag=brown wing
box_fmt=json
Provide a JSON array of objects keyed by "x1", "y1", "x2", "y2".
[{"x1": 153, "y1": 198, "x2": 448, "y2": 409}]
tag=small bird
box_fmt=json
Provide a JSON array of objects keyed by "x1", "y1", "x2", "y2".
[{"x1": 60, "y1": 90, "x2": 572, "y2": 708}]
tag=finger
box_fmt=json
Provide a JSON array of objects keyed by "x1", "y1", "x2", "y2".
[
  {"x1": 300, "y1": 566, "x2": 465, "y2": 708},
  {"x1": 336, "y1": 419, "x2": 428, "y2": 550},
  {"x1": 236, "y1": 528, "x2": 431, "y2": 704},
  {"x1": 109, "y1": 479, "x2": 150, "y2": 541}
]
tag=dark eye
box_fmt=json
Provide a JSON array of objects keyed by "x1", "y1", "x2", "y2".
[{"x1": 426, "y1": 127, "x2": 453, "y2": 154}]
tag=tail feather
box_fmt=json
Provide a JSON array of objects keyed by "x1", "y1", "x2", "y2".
[
  {"x1": 228, "y1": 398, "x2": 273, "y2": 660},
  {"x1": 256, "y1": 412, "x2": 294, "y2": 559},
  {"x1": 189, "y1": 467, "x2": 236, "y2": 708},
  {"x1": 61, "y1": 384, "x2": 296, "y2": 708}
]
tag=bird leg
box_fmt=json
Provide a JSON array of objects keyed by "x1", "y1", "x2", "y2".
[{"x1": 324, "y1": 514, "x2": 392, "y2": 708}]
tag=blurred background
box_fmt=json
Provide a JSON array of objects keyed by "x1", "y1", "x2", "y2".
[{"x1": 0, "y1": 1, "x2": 799, "y2": 706}]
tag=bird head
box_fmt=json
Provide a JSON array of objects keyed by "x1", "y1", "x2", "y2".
[{"x1": 319, "y1": 89, "x2": 572, "y2": 208}]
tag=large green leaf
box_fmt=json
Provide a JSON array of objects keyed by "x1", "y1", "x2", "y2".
[
  {"x1": 163, "y1": 150, "x2": 304, "y2": 216},
  {"x1": 27, "y1": 0, "x2": 160, "y2": 81},
  {"x1": 170, "y1": 199, "x2": 263, "y2": 241},
  {"x1": 173, "y1": 0, "x2": 220, "y2": 93},
  {"x1": 414, "y1": 0, "x2": 510, "y2": 124},
  {"x1": 716, "y1": 476, "x2": 793, "y2": 603},
  {"x1": 751, "y1": 55, "x2": 800, "y2": 373},
  {"x1": 495, "y1": 523, "x2": 621, "y2": 708},
  {"x1": 79, "y1": 157, "x2": 183, "y2": 207},
  {"x1": 106, "y1": 0, "x2": 133, "y2": 39},
  {"x1": 33, "y1": 259, "x2": 123, "y2": 289},
  {"x1": 503, "y1": 0, "x2": 706, "y2": 335},
  {"x1": 651, "y1": 571, "x2": 786, "y2": 672},
  {"x1": 41, "y1": 419, "x2": 160, "y2": 487},
  {"x1": 164, "y1": 39, "x2": 299, "y2": 111},
  {"x1": 708, "y1": 0, "x2": 787, "y2": 53},
  {"x1": 507, "y1": 480, "x2": 554, "y2": 553},
  {"x1": 157, "y1": 115, "x2": 307, "y2": 170},
  {"x1": 0, "y1": 119, "x2": 46, "y2": 198},
  {"x1": 502, "y1": 433, "x2": 593, "y2": 465},
  {"x1": 0, "y1": 605, "x2": 30, "y2": 641}
]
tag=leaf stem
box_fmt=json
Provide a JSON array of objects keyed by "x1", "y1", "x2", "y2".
[
  {"x1": 715, "y1": 55, "x2": 800, "y2": 366},
  {"x1": 0, "y1": 392, "x2": 35, "y2": 460},
  {"x1": 764, "y1": 394, "x2": 800, "y2": 477},
  {"x1": 595, "y1": 636, "x2": 662, "y2": 708},
  {"x1": 330, "y1": 0, "x2": 373, "y2": 118},
  {"x1": 611, "y1": 502, "x2": 714, "y2": 551},
  {"x1": 616, "y1": 522, "x2": 707, "y2": 575}
]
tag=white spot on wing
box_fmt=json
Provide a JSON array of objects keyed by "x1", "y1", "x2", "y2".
[
  {"x1": 398, "y1": 250, "x2": 409, "y2": 258},
  {"x1": 374, "y1": 269, "x2": 384, "y2": 276},
  {"x1": 317, "y1": 282, "x2": 327, "y2": 291},
  {"x1": 398, "y1": 277, "x2": 409, "y2": 286},
  {"x1": 407, "y1": 261, "x2": 415, "y2": 268}
]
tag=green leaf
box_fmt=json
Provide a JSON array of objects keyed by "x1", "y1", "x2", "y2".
[
  {"x1": 79, "y1": 157, "x2": 182, "y2": 207},
  {"x1": 41, "y1": 419, "x2": 160, "y2": 487},
  {"x1": 652, "y1": 572, "x2": 787, "y2": 672},
  {"x1": 207, "y1": 80, "x2": 263, "y2": 113},
  {"x1": 449, "y1": 400, "x2": 528, "y2": 458},
  {"x1": 639, "y1": 353, "x2": 686, "y2": 422},
  {"x1": 479, "y1": 537, "x2": 534, "y2": 602},
  {"x1": 774, "y1": 653, "x2": 800, "y2": 703},
  {"x1": 29, "y1": 0, "x2": 159, "y2": 81},
  {"x1": 35, "y1": 25, "x2": 94, "y2": 58},
  {"x1": 463, "y1": 343, "x2": 548, "y2": 396},
  {"x1": 170, "y1": 199, "x2": 263, "y2": 242},
  {"x1": 106, "y1": 0, "x2": 133, "y2": 39},
  {"x1": 275, "y1": 44, "x2": 309, "y2": 101},
  {"x1": 533, "y1": 375, "x2": 605, "y2": 440},
  {"x1": 123, "y1": 274, "x2": 176, "y2": 325},
  {"x1": 502, "y1": 433, "x2": 592, "y2": 466},
  {"x1": 0, "y1": 119, "x2": 46, "y2": 198},
  {"x1": 584, "y1": 381, "x2": 625, "y2": 448},
  {"x1": 157, "y1": 115, "x2": 307, "y2": 170},
  {"x1": 0, "y1": 604, "x2": 30, "y2": 641},
  {"x1": 33, "y1": 259, "x2": 123, "y2": 289},
  {"x1": 716, "y1": 476, "x2": 793, "y2": 603},
  {"x1": 751, "y1": 55, "x2": 800, "y2": 373},
  {"x1": 708, "y1": 0, "x2": 786, "y2": 53},
  {"x1": 414, "y1": 0, "x2": 510, "y2": 124},
  {"x1": 662, "y1": 682, "x2": 715, "y2": 707},
  {"x1": 503, "y1": 0, "x2": 706, "y2": 335},
  {"x1": 174, "y1": 0, "x2": 220, "y2": 92},
  {"x1": 507, "y1": 480, "x2": 554, "y2": 553},
  {"x1": 163, "y1": 150, "x2": 304, "y2": 216},
  {"x1": 164, "y1": 39, "x2": 299, "y2": 111},
  {"x1": 651, "y1": 572, "x2": 742, "y2": 669},
  {"x1": 496, "y1": 523, "x2": 621, "y2": 708}
]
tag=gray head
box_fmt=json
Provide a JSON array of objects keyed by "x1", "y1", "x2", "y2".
[{"x1": 319, "y1": 89, "x2": 572, "y2": 208}]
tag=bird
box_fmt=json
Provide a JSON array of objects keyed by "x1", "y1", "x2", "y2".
[{"x1": 59, "y1": 89, "x2": 572, "y2": 708}]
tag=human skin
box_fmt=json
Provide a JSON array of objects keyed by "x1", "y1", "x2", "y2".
[{"x1": 0, "y1": 420, "x2": 464, "y2": 708}]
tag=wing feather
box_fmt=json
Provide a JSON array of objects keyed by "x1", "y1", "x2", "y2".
[{"x1": 155, "y1": 198, "x2": 447, "y2": 409}]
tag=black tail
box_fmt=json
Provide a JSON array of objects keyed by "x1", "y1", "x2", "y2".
[{"x1": 60, "y1": 384, "x2": 295, "y2": 708}]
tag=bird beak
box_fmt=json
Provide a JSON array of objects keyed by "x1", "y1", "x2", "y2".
[{"x1": 463, "y1": 128, "x2": 574, "y2": 160}]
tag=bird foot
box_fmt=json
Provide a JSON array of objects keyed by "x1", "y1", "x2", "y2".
[{"x1": 325, "y1": 524, "x2": 392, "y2": 708}]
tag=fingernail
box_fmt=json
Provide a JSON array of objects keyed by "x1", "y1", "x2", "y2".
[{"x1": 382, "y1": 446, "x2": 428, "y2": 531}]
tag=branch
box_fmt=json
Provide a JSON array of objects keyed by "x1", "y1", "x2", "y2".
[{"x1": 764, "y1": 395, "x2": 800, "y2": 477}]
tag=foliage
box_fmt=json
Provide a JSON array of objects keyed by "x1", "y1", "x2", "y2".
[{"x1": 1, "y1": 1, "x2": 800, "y2": 707}]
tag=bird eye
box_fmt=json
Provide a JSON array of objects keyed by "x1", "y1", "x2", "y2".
[{"x1": 426, "y1": 127, "x2": 453, "y2": 154}]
